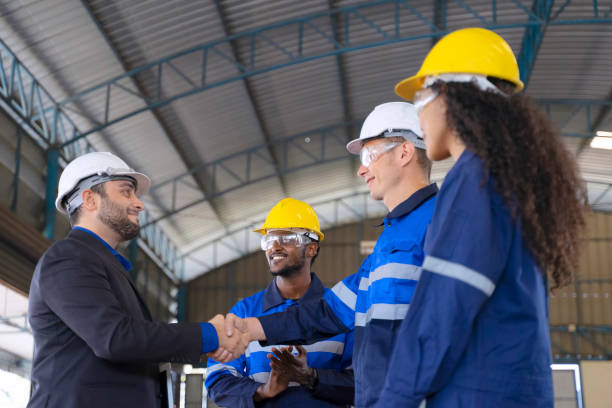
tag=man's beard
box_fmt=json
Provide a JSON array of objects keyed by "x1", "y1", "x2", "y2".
[
  {"x1": 269, "y1": 248, "x2": 306, "y2": 278},
  {"x1": 97, "y1": 197, "x2": 140, "y2": 241}
]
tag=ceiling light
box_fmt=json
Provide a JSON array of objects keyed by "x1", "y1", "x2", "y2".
[{"x1": 590, "y1": 131, "x2": 612, "y2": 150}]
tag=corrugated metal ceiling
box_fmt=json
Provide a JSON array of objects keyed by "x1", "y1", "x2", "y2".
[{"x1": 0, "y1": 0, "x2": 610, "y2": 280}]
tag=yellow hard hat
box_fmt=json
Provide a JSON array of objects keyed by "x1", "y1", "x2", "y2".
[
  {"x1": 395, "y1": 27, "x2": 524, "y2": 100},
  {"x1": 255, "y1": 198, "x2": 324, "y2": 241}
]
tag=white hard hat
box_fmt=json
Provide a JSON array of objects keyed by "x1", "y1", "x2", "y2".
[
  {"x1": 346, "y1": 102, "x2": 425, "y2": 154},
  {"x1": 55, "y1": 152, "x2": 151, "y2": 215}
]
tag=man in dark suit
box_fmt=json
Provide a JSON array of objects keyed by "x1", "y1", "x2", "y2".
[{"x1": 27, "y1": 151, "x2": 248, "y2": 408}]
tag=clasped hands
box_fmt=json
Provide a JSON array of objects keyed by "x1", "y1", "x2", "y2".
[
  {"x1": 207, "y1": 313, "x2": 264, "y2": 363},
  {"x1": 255, "y1": 345, "x2": 315, "y2": 400}
]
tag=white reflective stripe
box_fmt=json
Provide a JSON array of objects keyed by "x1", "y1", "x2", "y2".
[
  {"x1": 332, "y1": 281, "x2": 357, "y2": 310},
  {"x1": 423, "y1": 256, "x2": 496, "y2": 297},
  {"x1": 250, "y1": 371, "x2": 299, "y2": 387},
  {"x1": 418, "y1": 399, "x2": 427, "y2": 408},
  {"x1": 206, "y1": 364, "x2": 241, "y2": 378},
  {"x1": 250, "y1": 372, "x2": 269, "y2": 383},
  {"x1": 246, "y1": 340, "x2": 344, "y2": 356},
  {"x1": 355, "y1": 303, "x2": 410, "y2": 327},
  {"x1": 361, "y1": 263, "x2": 421, "y2": 290}
]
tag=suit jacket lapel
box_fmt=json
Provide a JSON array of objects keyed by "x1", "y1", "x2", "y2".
[{"x1": 69, "y1": 229, "x2": 154, "y2": 321}]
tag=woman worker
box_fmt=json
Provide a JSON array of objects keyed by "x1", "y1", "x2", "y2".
[{"x1": 374, "y1": 27, "x2": 587, "y2": 408}]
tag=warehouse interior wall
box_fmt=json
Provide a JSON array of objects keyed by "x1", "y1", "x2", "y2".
[{"x1": 580, "y1": 360, "x2": 612, "y2": 408}]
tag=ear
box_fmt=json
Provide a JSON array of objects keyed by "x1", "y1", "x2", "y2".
[
  {"x1": 399, "y1": 141, "x2": 416, "y2": 167},
  {"x1": 306, "y1": 242, "x2": 318, "y2": 258},
  {"x1": 80, "y1": 189, "x2": 98, "y2": 211}
]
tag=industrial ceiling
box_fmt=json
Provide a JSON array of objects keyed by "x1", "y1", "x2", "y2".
[{"x1": 0, "y1": 0, "x2": 610, "y2": 282}]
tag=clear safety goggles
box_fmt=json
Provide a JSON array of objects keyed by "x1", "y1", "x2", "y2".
[
  {"x1": 413, "y1": 89, "x2": 439, "y2": 115},
  {"x1": 359, "y1": 141, "x2": 401, "y2": 167},
  {"x1": 261, "y1": 232, "x2": 317, "y2": 251}
]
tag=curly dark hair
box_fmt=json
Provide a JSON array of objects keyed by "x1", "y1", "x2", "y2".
[{"x1": 431, "y1": 79, "x2": 587, "y2": 289}]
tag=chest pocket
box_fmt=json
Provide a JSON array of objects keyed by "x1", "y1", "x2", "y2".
[
  {"x1": 367, "y1": 240, "x2": 423, "y2": 306},
  {"x1": 375, "y1": 239, "x2": 423, "y2": 266}
]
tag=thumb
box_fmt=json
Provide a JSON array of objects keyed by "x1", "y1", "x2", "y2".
[
  {"x1": 225, "y1": 314, "x2": 235, "y2": 336},
  {"x1": 234, "y1": 315, "x2": 247, "y2": 333}
]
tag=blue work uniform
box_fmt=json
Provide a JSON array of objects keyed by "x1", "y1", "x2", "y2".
[
  {"x1": 205, "y1": 273, "x2": 354, "y2": 408},
  {"x1": 374, "y1": 149, "x2": 554, "y2": 407},
  {"x1": 257, "y1": 184, "x2": 438, "y2": 407}
]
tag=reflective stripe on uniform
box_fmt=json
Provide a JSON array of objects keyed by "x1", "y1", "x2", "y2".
[
  {"x1": 355, "y1": 303, "x2": 410, "y2": 327},
  {"x1": 246, "y1": 340, "x2": 344, "y2": 357},
  {"x1": 207, "y1": 364, "x2": 241, "y2": 378},
  {"x1": 332, "y1": 281, "x2": 357, "y2": 310},
  {"x1": 422, "y1": 255, "x2": 495, "y2": 296},
  {"x1": 250, "y1": 371, "x2": 300, "y2": 387},
  {"x1": 358, "y1": 262, "x2": 421, "y2": 291}
]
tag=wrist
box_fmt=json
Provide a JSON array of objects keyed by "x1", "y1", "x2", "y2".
[
  {"x1": 246, "y1": 317, "x2": 265, "y2": 341},
  {"x1": 305, "y1": 368, "x2": 318, "y2": 391},
  {"x1": 253, "y1": 384, "x2": 266, "y2": 402}
]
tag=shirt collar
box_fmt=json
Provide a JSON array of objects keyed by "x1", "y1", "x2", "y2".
[
  {"x1": 73, "y1": 227, "x2": 133, "y2": 272},
  {"x1": 262, "y1": 273, "x2": 325, "y2": 312},
  {"x1": 383, "y1": 183, "x2": 439, "y2": 223}
]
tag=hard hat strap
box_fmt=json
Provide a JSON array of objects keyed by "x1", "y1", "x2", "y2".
[
  {"x1": 64, "y1": 174, "x2": 137, "y2": 214},
  {"x1": 380, "y1": 129, "x2": 426, "y2": 150},
  {"x1": 424, "y1": 74, "x2": 505, "y2": 96}
]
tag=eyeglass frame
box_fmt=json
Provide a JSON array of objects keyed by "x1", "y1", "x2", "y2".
[{"x1": 413, "y1": 88, "x2": 439, "y2": 115}]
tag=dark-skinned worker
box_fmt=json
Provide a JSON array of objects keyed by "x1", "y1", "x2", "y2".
[{"x1": 205, "y1": 198, "x2": 354, "y2": 408}]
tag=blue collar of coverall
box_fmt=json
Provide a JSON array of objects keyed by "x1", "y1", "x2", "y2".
[
  {"x1": 380, "y1": 183, "x2": 439, "y2": 226},
  {"x1": 73, "y1": 226, "x2": 133, "y2": 271},
  {"x1": 262, "y1": 272, "x2": 325, "y2": 312}
]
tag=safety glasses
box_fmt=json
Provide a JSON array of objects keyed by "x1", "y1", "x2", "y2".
[
  {"x1": 261, "y1": 233, "x2": 314, "y2": 251},
  {"x1": 413, "y1": 89, "x2": 439, "y2": 115},
  {"x1": 359, "y1": 141, "x2": 401, "y2": 167}
]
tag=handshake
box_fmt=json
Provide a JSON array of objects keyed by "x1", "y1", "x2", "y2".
[{"x1": 206, "y1": 313, "x2": 265, "y2": 363}]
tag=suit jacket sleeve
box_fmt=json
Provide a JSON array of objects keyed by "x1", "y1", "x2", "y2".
[{"x1": 39, "y1": 246, "x2": 202, "y2": 363}]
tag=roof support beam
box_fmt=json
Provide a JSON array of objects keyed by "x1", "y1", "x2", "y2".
[
  {"x1": 327, "y1": 0, "x2": 359, "y2": 174},
  {"x1": 0, "y1": 19, "x2": 184, "y2": 278},
  {"x1": 80, "y1": 0, "x2": 229, "y2": 229},
  {"x1": 517, "y1": 0, "x2": 554, "y2": 88},
  {"x1": 212, "y1": 0, "x2": 288, "y2": 196},
  {"x1": 576, "y1": 88, "x2": 612, "y2": 156},
  {"x1": 432, "y1": 0, "x2": 447, "y2": 46},
  {"x1": 141, "y1": 99, "x2": 611, "y2": 228},
  {"x1": 53, "y1": 0, "x2": 612, "y2": 148}
]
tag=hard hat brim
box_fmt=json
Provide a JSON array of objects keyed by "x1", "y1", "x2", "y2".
[
  {"x1": 346, "y1": 137, "x2": 369, "y2": 155},
  {"x1": 395, "y1": 75, "x2": 425, "y2": 101}
]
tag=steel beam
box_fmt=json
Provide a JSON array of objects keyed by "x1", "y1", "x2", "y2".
[
  {"x1": 517, "y1": 0, "x2": 554, "y2": 88},
  {"x1": 43, "y1": 147, "x2": 59, "y2": 240},
  {"x1": 10, "y1": 127, "x2": 22, "y2": 212},
  {"x1": 576, "y1": 88, "x2": 612, "y2": 156},
  {"x1": 53, "y1": 0, "x2": 612, "y2": 148},
  {"x1": 0, "y1": 38, "x2": 183, "y2": 279},
  {"x1": 213, "y1": 0, "x2": 288, "y2": 196},
  {"x1": 143, "y1": 99, "x2": 611, "y2": 228},
  {"x1": 80, "y1": 0, "x2": 231, "y2": 232},
  {"x1": 432, "y1": 0, "x2": 447, "y2": 46},
  {"x1": 327, "y1": 0, "x2": 356, "y2": 174}
]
